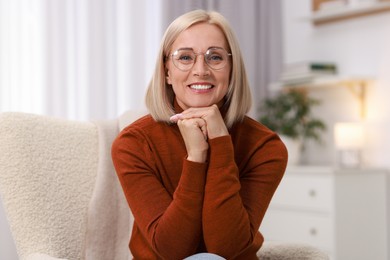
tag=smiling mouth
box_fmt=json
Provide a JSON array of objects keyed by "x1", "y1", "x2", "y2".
[{"x1": 189, "y1": 84, "x2": 213, "y2": 90}]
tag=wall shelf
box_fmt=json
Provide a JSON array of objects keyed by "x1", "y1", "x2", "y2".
[
  {"x1": 311, "y1": 1, "x2": 390, "y2": 25},
  {"x1": 269, "y1": 76, "x2": 374, "y2": 118}
]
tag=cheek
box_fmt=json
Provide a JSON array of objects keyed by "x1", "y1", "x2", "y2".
[
  {"x1": 222, "y1": 71, "x2": 231, "y2": 89},
  {"x1": 166, "y1": 67, "x2": 188, "y2": 86}
]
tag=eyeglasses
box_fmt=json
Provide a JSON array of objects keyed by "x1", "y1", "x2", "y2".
[{"x1": 169, "y1": 47, "x2": 232, "y2": 71}]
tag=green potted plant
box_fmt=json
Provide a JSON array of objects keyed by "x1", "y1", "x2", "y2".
[{"x1": 258, "y1": 89, "x2": 326, "y2": 164}]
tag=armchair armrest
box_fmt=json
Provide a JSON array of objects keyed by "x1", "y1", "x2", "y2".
[
  {"x1": 258, "y1": 241, "x2": 329, "y2": 260},
  {"x1": 26, "y1": 253, "x2": 68, "y2": 260}
]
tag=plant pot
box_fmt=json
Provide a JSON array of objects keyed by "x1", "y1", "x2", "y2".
[{"x1": 279, "y1": 135, "x2": 303, "y2": 165}]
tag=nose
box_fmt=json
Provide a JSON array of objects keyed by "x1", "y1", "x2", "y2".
[{"x1": 192, "y1": 54, "x2": 210, "y2": 76}]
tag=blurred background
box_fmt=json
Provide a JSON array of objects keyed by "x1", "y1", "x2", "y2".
[
  {"x1": 1, "y1": 0, "x2": 390, "y2": 259},
  {"x1": 0, "y1": 0, "x2": 281, "y2": 121}
]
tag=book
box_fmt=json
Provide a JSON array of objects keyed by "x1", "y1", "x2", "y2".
[
  {"x1": 280, "y1": 72, "x2": 336, "y2": 85},
  {"x1": 282, "y1": 61, "x2": 337, "y2": 76},
  {"x1": 318, "y1": 0, "x2": 347, "y2": 11},
  {"x1": 280, "y1": 61, "x2": 338, "y2": 85}
]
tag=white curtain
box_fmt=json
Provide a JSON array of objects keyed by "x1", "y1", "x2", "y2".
[
  {"x1": 0, "y1": 0, "x2": 282, "y2": 121},
  {"x1": 0, "y1": 0, "x2": 163, "y2": 120}
]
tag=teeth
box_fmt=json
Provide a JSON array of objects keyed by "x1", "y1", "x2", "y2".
[{"x1": 190, "y1": 84, "x2": 212, "y2": 90}]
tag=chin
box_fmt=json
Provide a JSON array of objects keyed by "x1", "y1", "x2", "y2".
[{"x1": 190, "y1": 103, "x2": 213, "y2": 108}]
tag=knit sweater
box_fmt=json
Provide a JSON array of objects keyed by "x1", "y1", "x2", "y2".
[{"x1": 111, "y1": 112, "x2": 287, "y2": 260}]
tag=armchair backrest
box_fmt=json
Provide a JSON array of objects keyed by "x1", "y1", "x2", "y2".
[
  {"x1": 0, "y1": 111, "x2": 145, "y2": 260},
  {"x1": 0, "y1": 112, "x2": 100, "y2": 259}
]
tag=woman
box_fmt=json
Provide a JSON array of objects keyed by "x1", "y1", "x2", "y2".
[{"x1": 111, "y1": 9, "x2": 287, "y2": 260}]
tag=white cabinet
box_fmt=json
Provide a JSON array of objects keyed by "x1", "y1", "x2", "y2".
[{"x1": 260, "y1": 166, "x2": 388, "y2": 260}]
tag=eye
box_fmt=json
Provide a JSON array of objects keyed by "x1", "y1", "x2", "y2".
[
  {"x1": 179, "y1": 55, "x2": 193, "y2": 61},
  {"x1": 206, "y1": 51, "x2": 224, "y2": 63},
  {"x1": 174, "y1": 51, "x2": 195, "y2": 64},
  {"x1": 209, "y1": 54, "x2": 223, "y2": 61}
]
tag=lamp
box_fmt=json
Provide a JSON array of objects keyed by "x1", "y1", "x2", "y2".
[{"x1": 334, "y1": 122, "x2": 365, "y2": 168}]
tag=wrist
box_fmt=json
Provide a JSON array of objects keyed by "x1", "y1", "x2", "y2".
[{"x1": 187, "y1": 151, "x2": 207, "y2": 163}]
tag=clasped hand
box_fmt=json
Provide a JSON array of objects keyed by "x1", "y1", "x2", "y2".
[{"x1": 170, "y1": 105, "x2": 229, "y2": 163}]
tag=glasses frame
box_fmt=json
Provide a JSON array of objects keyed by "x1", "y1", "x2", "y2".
[{"x1": 169, "y1": 47, "x2": 232, "y2": 72}]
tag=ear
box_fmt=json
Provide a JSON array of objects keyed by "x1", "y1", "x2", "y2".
[{"x1": 166, "y1": 69, "x2": 172, "y2": 85}]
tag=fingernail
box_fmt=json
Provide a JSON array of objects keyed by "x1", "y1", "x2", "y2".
[{"x1": 170, "y1": 113, "x2": 182, "y2": 122}]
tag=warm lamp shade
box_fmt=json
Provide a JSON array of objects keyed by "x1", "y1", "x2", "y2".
[{"x1": 334, "y1": 122, "x2": 365, "y2": 149}]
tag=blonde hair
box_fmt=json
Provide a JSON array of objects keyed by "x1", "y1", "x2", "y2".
[{"x1": 145, "y1": 9, "x2": 252, "y2": 128}]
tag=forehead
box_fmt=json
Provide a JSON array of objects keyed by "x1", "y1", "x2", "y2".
[{"x1": 171, "y1": 22, "x2": 228, "y2": 51}]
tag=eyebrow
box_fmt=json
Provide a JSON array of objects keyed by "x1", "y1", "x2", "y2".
[
  {"x1": 175, "y1": 46, "x2": 225, "y2": 51},
  {"x1": 176, "y1": 47, "x2": 194, "y2": 51}
]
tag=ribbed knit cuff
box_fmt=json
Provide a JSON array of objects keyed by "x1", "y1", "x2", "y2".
[
  {"x1": 177, "y1": 159, "x2": 208, "y2": 193},
  {"x1": 208, "y1": 135, "x2": 235, "y2": 170}
]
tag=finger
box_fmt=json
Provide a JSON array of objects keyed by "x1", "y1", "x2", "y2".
[
  {"x1": 169, "y1": 113, "x2": 183, "y2": 123},
  {"x1": 180, "y1": 108, "x2": 207, "y2": 119},
  {"x1": 170, "y1": 106, "x2": 214, "y2": 122},
  {"x1": 196, "y1": 118, "x2": 208, "y2": 140},
  {"x1": 181, "y1": 104, "x2": 220, "y2": 120},
  {"x1": 177, "y1": 118, "x2": 208, "y2": 138}
]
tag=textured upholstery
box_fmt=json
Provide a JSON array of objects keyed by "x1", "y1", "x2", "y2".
[
  {"x1": 0, "y1": 112, "x2": 328, "y2": 260},
  {"x1": 0, "y1": 112, "x2": 98, "y2": 260},
  {"x1": 258, "y1": 242, "x2": 329, "y2": 260}
]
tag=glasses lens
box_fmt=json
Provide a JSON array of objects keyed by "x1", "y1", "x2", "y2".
[
  {"x1": 205, "y1": 48, "x2": 229, "y2": 70},
  {"x1": 172, "y1": 50, "x2": 195, "y2": 71}
]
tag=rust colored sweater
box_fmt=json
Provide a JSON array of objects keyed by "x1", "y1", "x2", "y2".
[{"x1": 111, "y1": 112, "x2": 287, "y2": 260}]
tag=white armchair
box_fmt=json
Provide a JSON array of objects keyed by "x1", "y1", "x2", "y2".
[{"x1": 0, "y1": 112, "x2": 329, "y2": 260}]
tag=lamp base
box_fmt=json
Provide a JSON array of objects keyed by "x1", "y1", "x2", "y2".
[{"x1": 338, "y1": 149, "x2": 361, "y2": 168}]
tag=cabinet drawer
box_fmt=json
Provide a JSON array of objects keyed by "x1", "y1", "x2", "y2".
[
  {"x1": 270, "y1": 173, "x2": 333, "y2": 212},
  {"x1": 261, "y1": 209, "x2": 334, "y2": 252}
]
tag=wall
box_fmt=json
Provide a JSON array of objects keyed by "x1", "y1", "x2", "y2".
[{"x1": 282, "y1": 0, "x2": 390, "y2": 168}]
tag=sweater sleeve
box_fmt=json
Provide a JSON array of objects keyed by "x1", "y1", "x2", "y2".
[
  {"x1": 111, "y1": 127, "x2": 207, "y2": 259},
  {"x1": 202, "y1": 134, "x2": 287, "y2": 259}
]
